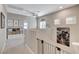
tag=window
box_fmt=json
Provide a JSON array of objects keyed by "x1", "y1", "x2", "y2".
[
  {"x1": 66, "y1": 16, "x2": 77, "y2": 24},
  {"x1": 24, "y1": 22, "x2": 28, "y2": 29},
  {"x1": 40, "y1": 20, "x2": 46, "y2": 29}
]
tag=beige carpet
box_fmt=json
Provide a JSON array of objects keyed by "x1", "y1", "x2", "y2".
[{"x1": 3, "y1": 44, "x2": 31, "y2": 54}]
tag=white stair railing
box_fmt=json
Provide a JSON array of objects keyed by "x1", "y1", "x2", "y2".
[{"x1": 37, "y1": 39, "x2": 70, "y2": 54}]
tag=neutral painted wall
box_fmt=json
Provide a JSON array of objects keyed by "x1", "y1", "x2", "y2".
[
  {"x1": 0, "y1": 4, "x2": 7, "y2": 53},
  {"x1": 37, "y1": 5, "x2": 79, "y2": 53}
]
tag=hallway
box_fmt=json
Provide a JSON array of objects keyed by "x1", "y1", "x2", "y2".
[{"x1": 0, "y1": 4, "x2": 79, "y2": 54}]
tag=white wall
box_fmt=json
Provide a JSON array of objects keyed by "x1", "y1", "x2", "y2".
[{"x1": 0, "y1": 4, "x2": 7, "y2": 53}]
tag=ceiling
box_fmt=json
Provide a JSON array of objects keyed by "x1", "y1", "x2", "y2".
[{"x1": 6, "y1": 4, "x2": 76, "y2": 16}]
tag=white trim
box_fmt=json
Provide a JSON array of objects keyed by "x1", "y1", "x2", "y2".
[{"x1": 1, "y1": 40, "x2": 7, "y2": 53}]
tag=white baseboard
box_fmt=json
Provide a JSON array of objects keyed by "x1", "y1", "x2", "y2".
[
  {"x1": 25, "y1": 44, "x2": 34, "y2": 54},
  {"x1": 1, "y1": 41, "x2": 6, "y2": 53}
]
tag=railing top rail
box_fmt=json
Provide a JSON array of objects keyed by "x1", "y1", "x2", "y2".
[{"x1": 37, "y1": 38, "x2": 71, "y2": 54}]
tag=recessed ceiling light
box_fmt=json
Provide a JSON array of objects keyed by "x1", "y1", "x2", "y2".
[{"x1": 59, "y1": 6, "x2": 63, "y2": 9}]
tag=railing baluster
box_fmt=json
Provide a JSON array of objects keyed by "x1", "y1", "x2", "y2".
[
  {"x1": 37, "y1": 39, "x2": 70, "y2": 54},
  {"x1": 41, "y1": 40, "x2": 44, "y2": 54}
]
